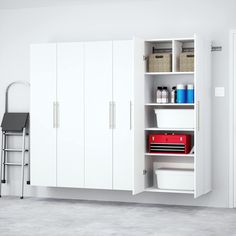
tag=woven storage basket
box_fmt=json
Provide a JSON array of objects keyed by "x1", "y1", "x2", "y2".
[
  {"x1": 180, "y1": 52, "x2": 194, "y2": 72},
  {"x1": 148, "y1": 53, "x2": 172, "y2": 72}
]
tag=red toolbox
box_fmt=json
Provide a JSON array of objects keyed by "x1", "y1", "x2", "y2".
[{"x1": 148, "y1": 134, "x2": 191, "y2": 154}]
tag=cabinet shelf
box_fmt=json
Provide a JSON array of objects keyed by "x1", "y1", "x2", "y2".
[
  {"x1": 145, "y1": 128, "x2": 194, "y2": 131},
  {"x1": 145, "y1": 187, "x2": 194, "y2": 194},
  {"x1": 145, "y1": 72, "x2": 194, "y2": 75},
  {"x1": 145, "y1": 153, "x2": 194, "y2": 157},
  {"x1": 145, "y1": 103, "x2": 194, "y2": 107}
]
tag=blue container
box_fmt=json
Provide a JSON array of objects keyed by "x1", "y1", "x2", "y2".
[
  {"x1": 187, "y1": 84, "x2": 194, "y2": 103},
  {"x1": 176, "y1": 84, "x2": 187, "y2": 103}
]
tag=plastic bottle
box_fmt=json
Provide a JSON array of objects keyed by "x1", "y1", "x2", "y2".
[
  {"x1": 161, "y1": 87, "x2": 169, "y2": 104},
  {"x1": 176, "y1": 84, "x2": 187, "y2": 103},
  {"x1": 156, "y1": 87, "x2": 162, "y2": 104},
  {"x1": 171, "y1": 86, "x2": 177, "y2": 103},
  {"x1": 187, "y1": 84, "x2": 194, "y2": 103}
]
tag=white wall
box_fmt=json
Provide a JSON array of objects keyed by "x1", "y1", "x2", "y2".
[{"x1": 0, "y1": 0, "x2": 235, "y2": 207}]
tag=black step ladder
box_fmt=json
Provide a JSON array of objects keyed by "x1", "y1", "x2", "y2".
[{"x1": 0, "y1": 81, "x2": 30, "y2": 199}]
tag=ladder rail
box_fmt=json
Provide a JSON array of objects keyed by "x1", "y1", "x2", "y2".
[
  {"x1": 20, "y1": 128, "x2": 26, "y2": 199},
  {"x1": 0, "y1": 133, "x2": 4, "y2": 197},
  {"x1": 2, "y1": 132, "x2": 7, "y2": 183},
  {"x1": 5, "y1": 81, "x2": 30, "y2": 113}
]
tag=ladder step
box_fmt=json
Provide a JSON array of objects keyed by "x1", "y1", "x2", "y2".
[
  {"x1": 3, "y1": 149, "x2": 29, "y2": 152},
  {"x1": 4, "y1": 163, "x2": 28, "y2": 166},
  {"x1": 4, "y1": 132, "x2": 29, "y2": 136}
]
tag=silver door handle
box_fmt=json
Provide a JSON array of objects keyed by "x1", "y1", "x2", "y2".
[
  {"x1": 53, "y1": 102, "x2": 57, "y2": 128},
  {"x1": 130, "y1": 101, "x2": 132, "y2": 130},
  {"x1": 113, "y1": 102, "x2": 116, "y2": 129},
  {"x1": 56, "y1": 102, "x2": 59, "y2": 128},
  {"x1": 197, "y1": 101, "x2": 200, "y2": 131},
  {"x1": 109, "y1": 101, "x2": 112, "y2": 129}
]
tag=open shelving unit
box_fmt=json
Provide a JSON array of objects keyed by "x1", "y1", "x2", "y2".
[
  {"x1": 133, "y1": 35, "x2": 211, "y2": 199},
  {"x1": 143, "y1": 37, "x2": 196, "y2": 195}
]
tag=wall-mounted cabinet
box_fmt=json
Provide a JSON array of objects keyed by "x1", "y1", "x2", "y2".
[
  {"x1": 133, "y1": 35, "x2": 211, "y2": 198},
  {"x1": 30, "y1": 41, "x2": 133, "y2": 191},
  {"x1": 30, "y1": 35, "x2": 211, "y2": 200}
]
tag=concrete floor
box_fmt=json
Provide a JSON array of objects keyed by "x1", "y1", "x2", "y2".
[{"x1": 0, "y1": 197, "x2": 236, "y2": 236}]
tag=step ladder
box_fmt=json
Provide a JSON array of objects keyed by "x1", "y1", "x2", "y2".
[{"x1": 0, "y1": 81, "x2": 30, "y2": 199}]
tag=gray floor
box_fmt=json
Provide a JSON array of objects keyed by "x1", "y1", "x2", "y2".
[{"x1": 0, "y1": 197, "x2": 236, "y2": 236}]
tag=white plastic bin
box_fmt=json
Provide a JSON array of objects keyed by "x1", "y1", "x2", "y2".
[
  {"x1": 155, "y1": 109, "x2": 194, "y2": 128},
  {"x1": 155, "y1": 168, "x2": 194, "y2": 191}
]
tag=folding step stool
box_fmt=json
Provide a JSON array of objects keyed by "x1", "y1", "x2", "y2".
[{"x1": 0, "y1": 81, "x2": 30, "y2": 199}]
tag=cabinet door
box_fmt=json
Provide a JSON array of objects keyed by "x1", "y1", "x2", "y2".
[
  {"x1": 194, "y1": 35, "x2": 212, "y2": 198},
  {"x1": 30, "y1": 44, "x2": 57, "y2": 186},
  {"x1": 113, "y1": 40, "x2": 133, "y2": 190},
  {"x1": 84, "y1": 41, "x2": 113, "y2": 189},
  {"x1": 57, "y1": 43, "x2": 85, "y2": 188},
  {"x1": 133, "y1": 38, "x2": 145, "y2": 194}
]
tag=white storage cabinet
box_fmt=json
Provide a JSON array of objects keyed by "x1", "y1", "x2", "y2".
[
  {"x1": 133, "y1": 35, "x2": 212, "y2": 198},
  {"x1": 30, "y1": 40, "x2": 133, "y2": 191},
  {"x1": 31, "y1": 36, "x2": 211, "y2": 200}
]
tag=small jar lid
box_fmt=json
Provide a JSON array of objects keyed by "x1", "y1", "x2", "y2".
[
  {"x1": 177, "y1": 84, "x2": 186, "y2": 89},
  {"x1": 187, "y1": 84, "x2": 194, "y2": 89}
]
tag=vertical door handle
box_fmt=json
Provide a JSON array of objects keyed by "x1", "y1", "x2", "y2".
[
  {"x1": 197, "y1": 101, "x2": 200, "y2": 131},
  {"x1": 130, "y1": 101, "x2": 132, "y2": 130},
  {"x1": 113, "y1": 102, "x2": 116, "y2": 129},
  {"x1": 56, "y1": 102, "x2": 59, "y2": 128},
  {"x1": 109, "y1": 101, "x2": 112, "y2": 129},
  {"x1": 53, "y1": 102, "x2": 57, "y2": 128}
]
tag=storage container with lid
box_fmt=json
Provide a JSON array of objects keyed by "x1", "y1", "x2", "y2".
[
  {"x1": 155, "y1": 168, "x2": 194, "y2": 191},
  {"x1": 187, "y1": 84, "x2": 194, "y2": 103},
  {"x1": 155, "y1": 109, "x2": 194, "y2": 128},
  {"x1": 176, "y1": 84, "x2": 187, "y2": 103}
]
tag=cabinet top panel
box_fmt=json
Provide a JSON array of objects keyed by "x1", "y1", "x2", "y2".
[{"x1": 145, "y1": 37, "x2": 195, "y2": 42}]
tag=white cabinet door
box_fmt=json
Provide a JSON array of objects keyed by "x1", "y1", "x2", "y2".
[
  {"x1": 84, "y1": 41, "x2": 113, "y2": 189},
  {"x1": 30, "y1": 44, "x2": 57, "y2": 187},
  {"x1": 194, "y1": 35, "x2": 212, "y2": 198},
  {"x1": 57, "y1": 43, "x2": 85, "y2": 188},
  {"x1": 113, "y1": 40, "x2": 133, "y2": 190},
  {"x1": 133, "y1": 38, "x2": 145, "y2": 195}
]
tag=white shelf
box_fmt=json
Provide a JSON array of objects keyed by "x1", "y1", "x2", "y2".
[
  {"x1": 145, "y1": 127, "x2": 194, "y2": 131},
  {"x1": 145, "y1": 103, "x2": 194, "y2": 107},
  {"x1": 145, "y1": 187, "x2": 194, "y2": 194},
  {"x1": 145, "y1": 153, "x2": 194, "y2": 157},
  {"x1": 145, "y1": 72, "x2": 194, "y2": 75},
  {"x1": 145, "y1": 37, "x2": 194, "y2": 42}
]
